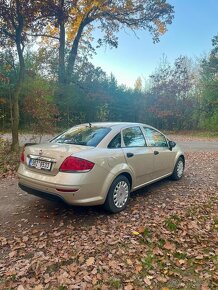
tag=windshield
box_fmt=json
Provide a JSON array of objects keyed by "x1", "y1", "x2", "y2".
[{"x1": 51, "y1": 126, "x2": 111, "y2": 147}]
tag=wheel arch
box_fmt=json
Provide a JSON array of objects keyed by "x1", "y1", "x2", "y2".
[
  {"x1": 116, "y1": 172, "x2": 133, "y2": 190},
  {"x1": 179, "y1": 154, "x2": 185, "y2": 167}
]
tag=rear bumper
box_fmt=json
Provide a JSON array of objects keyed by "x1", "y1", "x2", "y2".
[
  {"x1": 19, "y1": 183, "x2": 67, "y2": 204},
  {"x1": 18, "y1": 176, "x2": 105, "y2": 206},
  {"x1": 17, "y1": 163, "x2": 115, "y2": 206}
]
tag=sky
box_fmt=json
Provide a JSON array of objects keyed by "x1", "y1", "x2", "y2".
[{"x1": 91, "y1": 0, "x2": 218, "y2": 88}]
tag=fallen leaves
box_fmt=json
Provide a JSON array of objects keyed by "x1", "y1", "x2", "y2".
[
  {"x1": 17, "y1": 286, "x2": 25, "y2": 290},
  {"x1": 9, "y1": 250, "x2": 17, "y2": 258},
  {"x1": 0, "y1": 151, "x2": 218, "y2": 289},
  {"x1": 144, "y1": 277, "x2": 152, "y2": 285},
  {"x1": 86, "y1": 257, "x2": 95, "y2": 266},
  {"x1": 163, "y1": 241, "x2": 176, "y2": 251}
]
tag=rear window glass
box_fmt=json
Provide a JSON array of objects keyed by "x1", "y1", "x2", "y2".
[{"x1": 52, "y1": 126, "x2": 111, "y2": 147}]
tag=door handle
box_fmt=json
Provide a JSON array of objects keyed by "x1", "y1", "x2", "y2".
[
  {"x1": 154, "y1": 150, "x2": 159, "y2": 155},
  {"x1": 127, "y1": 153, "x2": 134, "y2": 158}
]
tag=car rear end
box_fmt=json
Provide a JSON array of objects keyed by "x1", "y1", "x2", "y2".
[{"x1": 18, "y1": 125, "x2": 115, "y2": 205}]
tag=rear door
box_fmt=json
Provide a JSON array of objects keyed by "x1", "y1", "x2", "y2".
[
  {"x1": 142, "y1": 127, "x2": 176, "y2": 179},
  {"x1": 121, "y1": 126, "x2": 154, "y2": 187}
]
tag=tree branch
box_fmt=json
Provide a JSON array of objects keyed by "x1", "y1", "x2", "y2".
[
  {"x1": 26, "y1": 33, "x2": 59, "y2": 40},
  {"x1": 2, "y1": 28, "x2": 15, "y2": 40}
]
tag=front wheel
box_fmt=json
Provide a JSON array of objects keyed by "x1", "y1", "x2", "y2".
[
  {"x1": 104, "y1": 175, "x2": 130, "y2": 213},
  {"x1": 170, "y1": 157, "x2": 184, "y2": 180}
]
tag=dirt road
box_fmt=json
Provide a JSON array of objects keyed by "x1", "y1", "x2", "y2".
[{"x1": 0, "y1": 136, "x2": 218, "y2": 289}]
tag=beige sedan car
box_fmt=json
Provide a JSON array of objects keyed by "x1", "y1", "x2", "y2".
[{"x1": 18, "y1": 122, "x2": 185, "y2": 213}]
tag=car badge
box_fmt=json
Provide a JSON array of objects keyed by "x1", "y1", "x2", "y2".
[{"x1": 39, "y1": 150, "x2": 43, "y2": 156}]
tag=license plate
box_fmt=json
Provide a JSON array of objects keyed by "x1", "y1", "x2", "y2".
[{"x1": 29, "y1": 159, "x2": 52, "y2": 171}]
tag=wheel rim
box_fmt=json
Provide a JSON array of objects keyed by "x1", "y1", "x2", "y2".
[
  {"x1": 113, "y1": 181, "x2": 129, "y2": 208},
  {"x1": 177, "y1": 160, "x2": 184, "y2": 178}
]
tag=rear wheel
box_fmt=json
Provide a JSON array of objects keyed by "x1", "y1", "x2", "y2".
[
  {"x1": 104, "y1": 175, "x2": 130, "y2": 213},
  {"x1": 170, "y1": 157, "x2": 184, "y2": 180}
]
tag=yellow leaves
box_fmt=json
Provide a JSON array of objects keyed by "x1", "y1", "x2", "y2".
[
  {"x1": 125, "y1": 0, "x2": 133, "y2": 10},
  {"x1": 154, "y1": 19, "x2": 166, "y2": 35},
  {"x1": 67, "y1": 0, "x2": 102, "y2": 42},
  {"x1": 132, "y1": 231, "x2": 140, "y2": 235},
  {"x1": 67, "y1": 15, "x2": 83, "y2": 42},
  {"x1": 45, "y1": 24, "x2": 59, "y2": 38},
  {"x1": 49, "y1": 26, "x2": 59, "y2": 37}
]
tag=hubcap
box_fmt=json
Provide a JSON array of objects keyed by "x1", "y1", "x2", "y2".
[
  {"x1": 113, "y1": 181, "x2": 129, "y2": 208},
  {"x1": 177, "y1": 160, "x2": 184, "y2": 178}
]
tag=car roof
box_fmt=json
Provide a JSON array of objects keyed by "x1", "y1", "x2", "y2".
[{"x1": 80, "y1": 122, "x2": 153, "y2": 130}]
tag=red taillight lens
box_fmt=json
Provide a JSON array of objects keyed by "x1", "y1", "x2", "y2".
[
  {"x1": 59, "y1": 156, "x2": 95, "y2": 172},
  {"x1": 20, "y1": 147, "x2": 25, "y2": 163}
]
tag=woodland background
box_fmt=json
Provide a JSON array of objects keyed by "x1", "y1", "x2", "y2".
[{"x1": 0, "y1": 1, "x2": 217, "y2": 151}]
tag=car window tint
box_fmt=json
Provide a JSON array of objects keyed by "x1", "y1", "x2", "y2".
[
  {"x1": 108, "y1": 133, "x2": 121, "y2": 148},
  {"x1": 143, "y1": 127, "x2": 168, "y2": 147},
  {"x1": 123, "y1": 127, "x2": 146, "y2": 147},
  {"x1": 52, "y1": 126, "x2": 111, "y2": 147}
]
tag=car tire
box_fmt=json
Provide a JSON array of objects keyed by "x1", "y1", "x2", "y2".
[
  {"x1": 104, "y1": 175, "x2": 130, "y2": 213},
  {"x1": 170, "y1": 157, "x2": 184, "y2": 180}
]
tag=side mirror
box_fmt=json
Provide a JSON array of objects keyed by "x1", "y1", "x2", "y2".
[{"x1": 168, "y1": 140, "x2": 176, "y2": 151}]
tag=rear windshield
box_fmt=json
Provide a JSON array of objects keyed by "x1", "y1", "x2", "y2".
[{"x1": 51, "y1": 126, "x2": 111, "y2": 147}]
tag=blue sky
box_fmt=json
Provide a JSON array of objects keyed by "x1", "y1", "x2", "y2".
[{"x1": 91, "y1": 0, "x2": 218, "y2": 87}]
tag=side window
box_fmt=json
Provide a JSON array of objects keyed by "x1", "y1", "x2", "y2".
[
  {"x1": 143, "y1": 127, "x2": 168, "y2": 147},
  {"x1": 108, "y1": 133, "x2": 121, "y2": 148},
  {"x1": 123, "y1": 127, "x2": 146, "y2": 147}
]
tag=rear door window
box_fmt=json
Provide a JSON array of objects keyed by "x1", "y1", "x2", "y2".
[{"x1": 122, "y1": 127, "x2": 146, "y2": 147}]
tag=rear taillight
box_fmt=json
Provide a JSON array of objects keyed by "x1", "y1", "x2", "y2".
[
  {"x1": 20, "y1": 147, "x2": 25, "y2": 163},
  {"x1": 59, "y1": 156, "x2": 95, "y2": 172}
]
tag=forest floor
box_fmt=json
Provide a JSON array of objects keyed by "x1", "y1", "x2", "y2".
[{"x1": 0, "y1": 135, "x2": 218, "y2": 289}]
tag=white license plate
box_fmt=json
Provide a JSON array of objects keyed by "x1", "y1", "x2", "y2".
[{"x1": 29, "y1": 159, "x2": 52, "y2": 171}]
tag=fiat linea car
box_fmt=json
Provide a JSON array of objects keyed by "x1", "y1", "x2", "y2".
[{"x1": 18, "y1": 122, "x2": 185, "y2": 213}]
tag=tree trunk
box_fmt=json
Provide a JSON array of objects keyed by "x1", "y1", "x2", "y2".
[
  {"x1": 65, "y1": 21, "x2": 86, "y2": 84},
  {"x1": 11, "y1": 84, "x2": 21, "y2": 151},
  {"x1": 11, "y1": 38, "x2": 25, "y2": 151}
]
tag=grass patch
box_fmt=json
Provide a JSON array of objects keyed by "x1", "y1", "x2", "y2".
[
  {"x1": 108, "y1": 277, "x2": 122, "y2": 289},
  {"x1": 165, "y1": 214, "x2": 181, "y2": 231},
  {"x1": 141, "y1": 252, "x2": 154, "y2": 270}
]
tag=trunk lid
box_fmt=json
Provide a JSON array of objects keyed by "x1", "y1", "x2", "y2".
[{"x1": 24, "y1": 142, "x2": 94, "y2": 175}]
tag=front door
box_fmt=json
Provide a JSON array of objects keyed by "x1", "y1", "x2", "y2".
[{"x1": 142, "y1": 127, "x2": 176, "y2": 179}]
